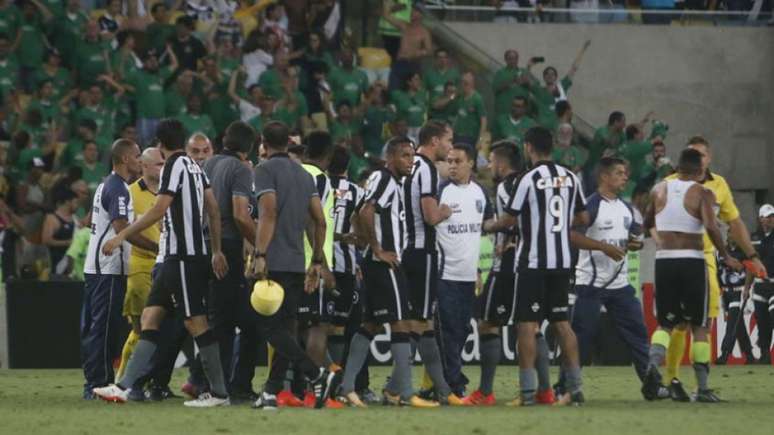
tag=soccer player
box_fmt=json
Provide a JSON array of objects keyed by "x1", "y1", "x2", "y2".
[
  {"x1": 469, "y1": 141, "x2": 555, "y2": 405},
  {"x1": 401, "y1": 121, "x2": 464, "y2": 405},
  {"x1": 485, "y1": 127, "x2": 617, "y2": 406},
  {"x1": 571, "y1": 157, "x2": 662, "y2": 391},
  {"x1": 642, "y1": 148, "x2": 742, "y2": 403},
  {"x1": 435, "y1": 144, "x2": 493, "y2": 398},
  {"x1": 249, "y1": 121, "x2": 339, "y2": 410},
  {"x1": 661, "y1": 137, "x2": 765, "y2": 400},
  {"x1": 116, "y1": 147, "x2": 164, "y2": 383},
  {"x1": 92, "y1": 119, "x2": 231, "y2": 407},
  {"x1": 81, "y1": 139, "x2": 157, "y2": 400},
  {"x1": 201, "y1": 121, "x2": 260, "y2": 401},
  {"x1": 338, "y1": 136, "x2": 438, "y2": 408}
]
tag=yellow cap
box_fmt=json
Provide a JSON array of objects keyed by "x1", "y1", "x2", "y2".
[{"x1": 251, "y1": 280, "x2": 285, "y2": 316}]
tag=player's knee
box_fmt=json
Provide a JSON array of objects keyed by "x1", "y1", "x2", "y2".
[
  {"x1": 478, "y1": 321, "x2": 500, "y2": 336},
  {"x1": 184, "y1": 315, "x2": 209, "y2": 336},
  {"x1": 139, "y1": 306, "x2": 164, "y2": 330},
  {"x1": 392, "y1": 320, "x2": 411, "y2": 333}
]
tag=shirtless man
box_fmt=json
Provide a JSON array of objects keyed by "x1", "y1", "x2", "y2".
[
  {"x1": 641, "y1": 148, "x2": 741, "y2": 403},
  {"x1": 382, "y1": 0, "x2": 432, "y2": 91}
]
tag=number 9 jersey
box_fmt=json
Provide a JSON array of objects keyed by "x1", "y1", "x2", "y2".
[{"x1": 506, "y1": 161, "x2": 586, "y2": 272}]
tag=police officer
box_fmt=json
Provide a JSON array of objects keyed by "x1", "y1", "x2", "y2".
[{"x1": 751, "y1": 204, "x2": 774, "y2": 365}]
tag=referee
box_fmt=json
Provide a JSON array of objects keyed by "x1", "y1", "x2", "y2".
[
  {"x1": 249, "y1": 121, "x2": 338, "y2": 410},
  {"x1": 485, "y1": 127, "x2": 608, "y2": 406},
  {"x1": 93, "y1": 119, "x2": 231, "y2": 408},
  {"x1": 202, "y1": 121, "x2": 259, "y2": 401}
]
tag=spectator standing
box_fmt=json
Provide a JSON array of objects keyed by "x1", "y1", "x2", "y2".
[
  {"x1": 715, "y1": 241, "x2": 755, "y2": 365},
  {"x1": 492, "y1": 50, "x2": 532, "y2": 118},
  {"x1": 170, "y1": 15, "x2": 207, "y2": 73},
  {"x1": 41, "y1": 187, "x2": 77, "y2": 275},
  {"x1": 145, "y1": 2, "x2": 175, "y2": 54},
  {"x1": 34, "y1": 49, "x2": 72, "y2": 102},
  {"x1": 451, "y1": 72, "x2": 487, "y2": 149},
  {"x1": 59, "y1": 119, "x2": 97, "y2": 170},
  {"x1": 639, "y1": 140, "x2": 673, "y2": 189},
  {"x1": 0, "y1": 32, "x2": 18, "y2": 104},
  {"x1": 492, "y1": 95, "x2": 537, "y2": 146},
  {"x1": 378, "y1": 0, "x2": 411, "y2": 62},
  {"x1": 329, "y1": 48, "x2": 369, "y2": 107},
  {"x1": 16, "y1": 0, "x2": 52, "y2": 93},
  {"x1": 0, "y1": 0, "x2": 21, "y2": 42},
  {"x1": 423, "y1": 48, "x2": 461, "y2": 104},
  {"x1": 51, "y1": 0, "x2": 88, "y2": 67},
  {"x1": 391, "y1": 72, "x2": 428, "y2": 144},
  {"x1": 360, "y1": 85, "x2": 395, "y2": 158},
  {"x1": 76, "y1": 141, "x2": 108, "y2": 198},
  {"x1": 178, "y1": 94, "x2": 216, "y2": 138},
  {"x1": 382, "y1": 1, "x2": 432, "y2": 92},
  {"x1": 529, "y1": 41, "x2": 590, "y2": 130},
  {"x1": 124, "y1": 47, "x2": 179, "y2": 147},
  {"x1": 164, "y1": 71, "x2": 197, "y2": 118},
  {"x1": 751, "y1": 205, "x2": 774, "y2": 365},
  {"x1": 552, "y1": 123, "x2": 585, "y2": 174},
  {"x1": 585, "y1": 110, "x2": 628, "y2": 175}
]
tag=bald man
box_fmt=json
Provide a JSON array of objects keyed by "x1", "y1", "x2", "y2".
[
  {"x1": 186, "y1": 132, "x2": 214, "y2": 167},
  {"x1": 117, "y1": 147, "x2": 164, "y2": 382}
]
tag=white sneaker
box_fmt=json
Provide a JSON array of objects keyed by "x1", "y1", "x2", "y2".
[
  {"x1": 183, "y1": 392, "x2": 230, "y2": 408},
  {"x1": 93, "y1": 384, "x2": 129, "y2": 403}
]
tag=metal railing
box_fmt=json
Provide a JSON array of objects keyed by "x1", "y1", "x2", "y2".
[{"x1": 423, "y1": 1, "x2": 773, "y2": 26}]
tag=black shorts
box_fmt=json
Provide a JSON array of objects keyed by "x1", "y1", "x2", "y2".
[
  {"x1": 362, "y1": 260, "x2": 411, "y2": 324},
  {"x1": 477, "y1": 269, "x2": 517, "y2": 325},
  {"x1": 297, "y1": 272, "x2": 357, "y2": 327},
  {"x1": 402, "y1": 248, "x2": 438, "y2": 320},
  {"x1": 655, "y1": 257, "x2": 709, "y2": 328},
  {"x1": 515, "y1": 268, "x2": 572, "y2": 323},
  {"x1": 145, "y1": 256, "x2": 211, "y2": 319},
  {"x1": 265, "y1": 271, "x2": 305, "y2": 322}
]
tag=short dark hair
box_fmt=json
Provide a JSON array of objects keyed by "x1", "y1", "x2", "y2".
[
  {"x1": 328, "y1": 145, "x2": 350, "y2": 175},
  {"x1": 151, "y1": 2, "x2": 166, "y2": 13},
  {"x1": 687, "y1": 135, "x2": 709, "y2": 148},
  {"x1": 678, "y1": 148, "x2": 703, "y2": 175},
  {"x1": 543, "y1": 66, "x2": 558, "y2": 77},
  {"x1": 418, "y1": 120, "x2": 446, "y2": 146},
  {"x1": 524, "y1": 126, "x2": 553, "y2": 156},
  {"x1": 305, "y1": 131, "x2": 334, "y2": 160},
  {"x1": 262, "y1": 121, "x2": 289, "y2": 150},
  {"x1": 608, "y1": 111, "x2": 625, "y2": 126},
  {"x1": 78, "y1": 118, "x2": 98, "y2": 132},
  {"x1": 451, "y1": 143, "x2": 476, "y2": 162},
  {"x1": 156, "y1": 119, "x2": 186, "y2": 151},
  {"x1": 53, "y1": 188, "x2": 77, "y2": 206},
  {"x1": 512, "y1": 95, "x2": 528, "y2": 106},
  {"x1": 176, "y1": 15, "x2": 195, "y2": 30},
  {"x1": 555, "y1": 100, "x2": 571, "y2": 118},
  {"x1": 111, "y1": 138, "x2": 138, "y2": 165},
  {"x1": 384, "y1": 136, "x2": 413, "y2": 157},
  {"x1": 597, "y1": 156, "x2": 627, "y2": 180},
  {"x1": 490, "y1": 140, "x2": 522, "y2": 171},
  {"x1": 335, "y1": 100, "x2": 352, "y2": 112},
  {"x1": 288, "y1": 144, "x2": 306, "y2": 156},
  {"x1": 223, "y1": 121, "x2": 256, "y2": 154},
  {"x1": 625, "y1": 124, "x2": 640, "y2": 141}
]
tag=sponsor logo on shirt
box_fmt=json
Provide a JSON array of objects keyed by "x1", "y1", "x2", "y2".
[
  {"x1": 536, "y1": 175, "x2": 574, "y2": 190},
  {"x1": 118, "y1": 197, "x2": 126, "y2": 215}
]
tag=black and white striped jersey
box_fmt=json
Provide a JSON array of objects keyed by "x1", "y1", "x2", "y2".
[
  {"x1": 506, "y1": 161, "x2": 585, "y2": 271},
  {"x1": 158, "y1": 151, "x2": 211, "y2": 258},
  {"x1": 491, "y1": 172, "x2": 519, "y2": 273},
  {"x1": 404, "y1": 154, "x2": 439, "y2": 251},
  {"x1": 363, "y1": 168, "x2": 405, "y2": 262},
  {"x1": 331, "y1": 175, "x2": 365, "y2": 274}
]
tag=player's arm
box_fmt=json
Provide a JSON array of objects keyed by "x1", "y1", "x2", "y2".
[
  {"x1": 729, "y1": 217, "x2": 765, "y2": 270},
  {"x1": 104, "y1": 196, "x2": 170, "y2": 254},
  {"x1": 359, "y1": 201, "x2": 399, "y2": 268},
  {"x1": 305, "y1": 195, "x2": 328, "y2": 293},
  {"x1": 252, "y1": 191, "x2": 277, "y2": 277},
  {"x1": 41, "y1": 214, "x2": 70, "y2": 248},
  {"x1": 700, "y1": 188, "x2": 739, "y2": 270},
  {"x1": 743, "y1": 270, "x2": 754, "y2": 299},
  {"x1": 421, "y1": 196, "x2": 451, "y2": 226},
  {"x1": 232, "y1": 195, "x2": 256, "y2": 244},
  {"x1": 204, "y1": 188, "x2": 228, "y2": 280}
]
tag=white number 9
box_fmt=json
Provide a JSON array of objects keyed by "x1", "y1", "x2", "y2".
[{"x1": 549, "y1": 196, "x2": 564, "y2": 233}]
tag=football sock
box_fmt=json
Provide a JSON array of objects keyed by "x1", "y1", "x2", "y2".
[
  {"x1": 519, "y1": 368, "x2": 537, "y2": 402},
  {"x1": 340, "y1": 329, "x2": 373, "y2": 394},
  {"x1": 479, "y1": 334, "x2": 501, "y2": 395},
  {"x1": 535, "y1": 333, "x2": 551, "y2": 392},
  {"x1": 390, "y1": 332, "x2": 413, "y2": 401},
  {"x1": 418, "y1": 331, "x2": 451, "y2": 396},
  {"x1": 118, "y1": 329, "x2": 160, "y2": 390},
  {"x1": 117, "y1": 330, "x2": 140, "y2": 382},
  {"x1": 665, "y1": 328, "x2": 687, "y2": 380},
  {"x1": 692, "y1": 341, "x2": 711, "y2": 391},
  {"x1": 328, "y1": 335, "x2": 346, "y2": 365},
  {"x1": 195, "y1": 330, "x2": 228, "y2": 398},
  {"x1": 649, "y1": 329, "x2": 671, "y2": 370},
  {"x1": 564, "y1": 365, "x2": 583, "y2": 394}
]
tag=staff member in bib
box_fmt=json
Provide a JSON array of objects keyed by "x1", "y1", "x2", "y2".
[{"x1": 436, "y1": 144, "x2": 494, "y2": 397}]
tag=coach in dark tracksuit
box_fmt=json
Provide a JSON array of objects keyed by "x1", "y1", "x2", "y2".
[{"x1": 751, "y1": 204, "x2": 774, "y2": 365}]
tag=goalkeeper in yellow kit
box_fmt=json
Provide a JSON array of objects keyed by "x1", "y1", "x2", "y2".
[
  {"x1": 660, "y1": 137, "x2": 766, "y2": 400},
  {"x1": 116, "y1": 148, "x2": 164, "y2": 382}
]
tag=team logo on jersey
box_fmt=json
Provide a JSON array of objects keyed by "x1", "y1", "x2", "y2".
[
  {"x1": 531, "y1": 303, "x2": 540, "y2": 313},
  {"x1": 623, "y1": 216, "x2": 631, "y2": 229},
  {"x1": 327, "y1": 301, "x2": 336, "y2": 315},
  {"x1": 496, "y1": 305, "x2": 506, "y2": 315},
  {"x1": 335, "y1": 188, "x2": 352, "y2": 201},
  {"x1": 476, "y1": 199, "x2": 484, "y2": 213},
  {"x1": 118, "y1": 197, "x2": 126, "y2": 215}
]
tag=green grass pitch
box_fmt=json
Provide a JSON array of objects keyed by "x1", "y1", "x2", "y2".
[{"x1": 2, "y1": 365, "x2": 774, "y2": 435}]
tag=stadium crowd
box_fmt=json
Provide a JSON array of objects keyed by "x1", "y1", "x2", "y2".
[{"x1": 0, "y1": 0, "x2": 770, "y2": 409}]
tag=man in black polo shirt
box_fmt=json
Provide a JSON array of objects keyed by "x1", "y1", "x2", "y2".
[
  {"x1": 202, "y1": 121, "x2": 260, "y2": 401},
  {"x1": 250, "y1": 121, "x2": 339, "y2": 410}
]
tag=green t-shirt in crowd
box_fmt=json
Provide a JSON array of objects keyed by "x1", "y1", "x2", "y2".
[
  {"x1": 452, "y1": 91, "x2": 486, "y2": 140},
  {"x1": 329, "y1": 66, "x2": 369, "y2": 106},
  {"x1": 0, "y1": 57, "x2": 18, "y2": 100},
  {"x1": 75, "y1": 100, "x2": 117, "y2": 153},
  {"x1": 145, "y1": 22, "x2": 175, "y2": 53},
  {"x1": 618, "y1": 140, "x2": 653, "y2": 181},
  {"x1": 330, "y1": 119, "x2": 360, "y2": 144},
  {"x1": 0, "y1": 4, "x2": 21, "y2": 39},
  {"x1": 76, "y1": 39, "x2": 110, "y2": 87},
  {"x1": 531, "y1": 76, "x2": 573, "y2": 129},
  {"x1": 492, "y1": 66, "x2": 530, "y2": 116},
  {"x1": 52, "y1": 11, "x2": 88, "y2": 65},
  {"x1": 164, "y1": 88, "x2": 189, "y2": 118},
  {"x1": 361, "y1": 106, "x2": 395, "y2": 156},
  {"x1": 16, "y1": 147, "x2": 42, "y2": 179},
  {"x1": 207, "y1": 93, "x2": 239, "y2": 136},
  {"x1": 78, "y1": 161, "x2": 108, "y2": 195},
  {"x1": 27, "y1": 98, "x2": 60, "y2": 128},
  {"x1": 423, "y1": 67, "x2": 461, "y2": 101},
  {"x1": 391, "y1": 90, "x2": 428, "y2": 128},
  {"x1": 552, "y1": 145, "x2": 587, "y2": 172},
  {"x1": 17, "y1": 16, "x2": 46, "y2": 69},
  {"x1": 33, "y1": 67, "x2": 71, "y2": 101},
  {"x1": 128, "y1": 67, "x2": 173, "y2": 119},
  {"x1": 60, "y1": 137, "x2": 85, "y2": 169},
  {"x1": 348, "y1": 152, "x2": 369, "y2": 182},
  {"x1": 178, "y1": 112, "x2": 216, "y2": 138},
  {"x1": 275, "y1": 91, "x2": 308, "y2": 130},
  {"x1": 587, "y1": 126, "x2": 625, "y2": 171},
  {"x1": 492, "y1": 114, "x2": 537, "y2": 144},
  {"x1": 258, "y1": 68, "x2": 283, "y2": 99}
]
